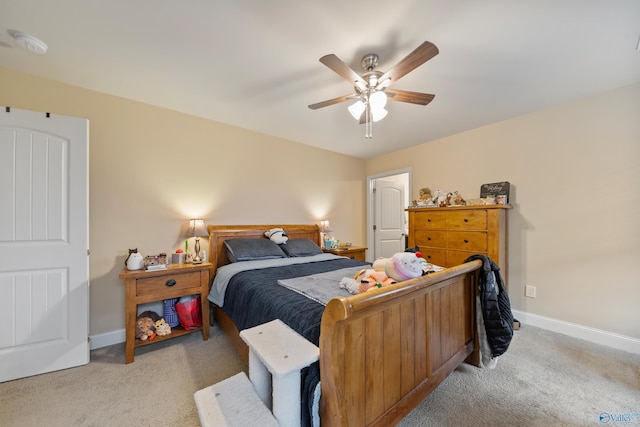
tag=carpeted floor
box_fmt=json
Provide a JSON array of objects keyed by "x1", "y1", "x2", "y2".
[{"x1": 1, "y1": 324, "x2": 638, "y2": 426}]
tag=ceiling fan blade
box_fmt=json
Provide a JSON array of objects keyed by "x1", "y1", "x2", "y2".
[
  {"x1": 319, "y1": 54, "x2": 366, "y2": 87},
  {"x1": 308, "y1": 94, "x2": 356, "y2": 110},
  {"x1": 377, "y1": 41, "x2": 439, "y2": 87},
  {"x1": 386, "y1": 89, "x2": 435, "y2": 106}
]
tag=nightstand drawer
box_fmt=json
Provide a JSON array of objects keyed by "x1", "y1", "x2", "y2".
[{"x1": 136, "y1": 271, "x2": 201, "y2": 298}]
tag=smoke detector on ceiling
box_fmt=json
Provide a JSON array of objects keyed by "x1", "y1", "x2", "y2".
[{"x1": 10, "y1": 31, "x2": 48, "y2": 54}]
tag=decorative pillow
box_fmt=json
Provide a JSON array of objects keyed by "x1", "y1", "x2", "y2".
[
  {"x1": 279, "y1": 238, "x2": 323, "y2": 257},
  {"x1": 224, "y1": 239, "x2": 287, "y2": 263}
]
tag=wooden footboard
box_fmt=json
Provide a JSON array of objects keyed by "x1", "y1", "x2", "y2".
[{"x1": 319, "y1": 260, "x2": 482, "y2": 427}]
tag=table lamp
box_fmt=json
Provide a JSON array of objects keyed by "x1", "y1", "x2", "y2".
[{"x1": 190, "y1": 219, "x2": 208, "y2": 264}]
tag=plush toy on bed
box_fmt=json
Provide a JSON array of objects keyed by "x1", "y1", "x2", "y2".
[
  {"x1": 264, "y1": 227, "x2": 288, "y2": 244},
  {"x1": 373, "y1": 252, "x2": 426, "y2": 281},
  {"x1": 340, "y1": 269, "x2": 398, "y2": 294},
  {"x1": 135, "y1": 310, "x2": 160, "y2": 341}
]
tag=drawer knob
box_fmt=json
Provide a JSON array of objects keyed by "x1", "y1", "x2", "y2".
[
  {"x1": 427, "y1": 237, "x2": 431, "y2": 240},
  {"x1": 464, "y1": 218, "x2": 468, "y2": 222},
  {"x1": 464, "y1": 239, "x2": 469, "y2": 244},
  {"x1": 427, "y1": 218, "x2": 431, "y2": 222},
  {"x1": 165, "y1": 279, "x2": 177, "y2": 287}
]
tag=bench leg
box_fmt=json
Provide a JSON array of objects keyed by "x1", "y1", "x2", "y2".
[
  {"x1": 248, "y1": 347, "x2": 272, "y2": 409},
  {"x1": 272, "y1": 370, "x2": 301, "y2": 427}
]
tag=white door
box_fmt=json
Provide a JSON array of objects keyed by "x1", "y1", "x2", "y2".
[
  {"x1": 374, "y1": 179, "x2": 406, "y2": 258},
  {"x1": 0, "y1": 107, "x2": 89, "y2": 382}
]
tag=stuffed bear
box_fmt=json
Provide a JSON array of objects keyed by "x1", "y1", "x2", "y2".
[
  {"x1": 264, "y1": 227, "x2": 288, "y2": 244},
  {"x1": 135, "y1": 311, "x2": 160, "y2": 341},
  {"x1": 136, "y1": 317, "x2": 155, "y2": 341},
  {"x1": 419, "y1": 187, "x2": 432, "y2": 200},
  {"x1": 154, "y1": 318, "x2": 172, "y2": 336}
]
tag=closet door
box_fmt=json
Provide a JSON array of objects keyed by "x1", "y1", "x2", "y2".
[{"x1": 0, "y1": 107, "x2": 89, "y2": 382}]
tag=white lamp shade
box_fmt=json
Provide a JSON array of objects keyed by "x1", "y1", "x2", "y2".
[
  {"x1": 369, "y1": 91, "x2": 387, "y2": 109},
  {"x1": 320, "y1": 220, "x2": 331, "y2": 232},
  {"x1": 348, "y1": 100, "x2": 366, "y2": 120},
  {"x1": 372, "y1": 107, "x2": 388, "y2": 122},
  {"x1": 189, "y1": 219, "x2": 208, "y2": 237}
]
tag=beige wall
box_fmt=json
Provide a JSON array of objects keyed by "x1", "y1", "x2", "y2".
[
  {"x1": 0, "y1": 67, "x2": 366, "y2": 336},
  {"x1": 367, "y1": 83, "x2": 640, "y2": 339},
  {"x1": 3, "y1": 65, "x2": 638, "y2": 342}
]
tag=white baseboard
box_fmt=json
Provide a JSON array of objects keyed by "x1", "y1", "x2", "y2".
[
  {"x1": 89, "y1": 312, "x2": 640, "y2": 355},
  {"x1": 512, "y1": 310, "x2": 640, "y2": 355},
  {"x1": 89, "y1": 328, "x2": 125, "y2": 350}
]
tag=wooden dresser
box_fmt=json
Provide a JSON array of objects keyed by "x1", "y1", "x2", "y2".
[{"x1": 407, "y1": 205, "x2": 511, "y2": 286}]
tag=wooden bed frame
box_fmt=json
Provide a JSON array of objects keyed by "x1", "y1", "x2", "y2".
[{"x1": 208, "y1": 224, "x2": 482, "y2": 427}]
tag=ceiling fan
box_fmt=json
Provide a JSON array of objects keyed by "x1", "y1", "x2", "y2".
[{"x1": 308, "y1": 41, "x2": 439, "y2": 138}]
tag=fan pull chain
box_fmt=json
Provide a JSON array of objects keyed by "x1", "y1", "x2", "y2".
[{"x1": 365, "y1": 104, "x2": 373, "y2": 138}]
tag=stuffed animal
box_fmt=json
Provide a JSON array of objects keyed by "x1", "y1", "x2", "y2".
[
  {"x1": 373, "y1": 252, "x2": 425, "y2": 282},
  {"x1": 446, "y1": 191, "x2": 466, "y2": 206},
  {"x1": 339, "y1": 268, "x2": 397, "y2": 294},
  {"x1": 154, "y1": 318, "x2": 172, "y2": 336},
  {"x1": 432, "y1": 189, "x2": 448, "y2": 207},
  {"x1": 135, "y1": 311, "x2": 160, "y2": 341},
  {"x1": 264, "y1": 228, "x2": 288, "y2": 244},
  {"x1": 419, "y1": 187, "x2": 432, "y2": 200}
]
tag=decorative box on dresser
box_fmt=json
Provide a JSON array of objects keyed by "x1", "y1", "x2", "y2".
[{"x1": 406, "y1": 205, "x2": 511, "y2": 288}]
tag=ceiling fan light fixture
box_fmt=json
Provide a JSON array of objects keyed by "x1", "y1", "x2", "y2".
[
  {"x1": 372, "y1": 107, "x2": 388, "y2": 122},
  {"x1": 369, "y1": 91, "x2": 387, "y2": 109},
  {"x1": 348, "y1": 100, "x2": 366, "y2": 120},
  {"x1": 377, "y1": 78, "x2": 392, "y2": 90}
]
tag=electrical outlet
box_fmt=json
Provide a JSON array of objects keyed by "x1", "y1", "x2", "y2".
[{"x1": 525, "y1": 285, "x2": 536, "y2": 298}]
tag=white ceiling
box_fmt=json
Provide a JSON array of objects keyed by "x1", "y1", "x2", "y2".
[{"x1": 2, "y1": 0, "x2": 639, "y2": 159}]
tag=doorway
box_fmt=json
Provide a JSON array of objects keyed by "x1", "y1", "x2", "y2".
[{"x1": 366, "y1": 169, "x2": 411, "y2": 262}]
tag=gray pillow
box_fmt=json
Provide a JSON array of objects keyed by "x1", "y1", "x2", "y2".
[
  {"x1": 224, "y1": 239, "x2": 287, "y2": 262},
  {"x1": 280, "y1": 238, "x2": 323, "y2": 257}
]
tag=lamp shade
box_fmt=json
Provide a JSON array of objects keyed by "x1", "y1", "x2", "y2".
[
  {"x1": 190, "y1": 219, "x2": 208, "y2": 237},
  {"x1": 320, "y1": 220, "x2": 331, "y2": 232},
  {"x1": 348, "y1": 100, "x2": 366, "y2": 120},
  {"x1": 369, "y1": 91, "x2": 387, "y2": 109}
]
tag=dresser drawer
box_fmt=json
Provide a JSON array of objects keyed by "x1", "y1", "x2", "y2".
[
  {"x1": 446, "y1": 210, "x2": 487, "y2": 230},
  {"x1": 446, "y1": 250, "x2": 479, "y2": 267},
  {"x1": 446, "y1": 231, "x2": 487, "y2": 252},
  {"x1": 414, "y1": 229, "x2": 446, "y2": 248},
  {"x1": 413, "y1": 211, "x2": 446, "y2": 229},
  {"x1": 417, "y1": 247, "x2": 446, "y2": 266},
  {"x1": 136, "y1": 271, "x2": 201, "y2": 298}
]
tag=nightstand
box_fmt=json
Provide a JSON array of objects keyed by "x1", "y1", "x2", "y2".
[
  {"x1": 322, "y1": 246, "x2": 367, "y2": 262},
  {"x1": 119, "y1": 262, "x2": 212, "y2": 363}
]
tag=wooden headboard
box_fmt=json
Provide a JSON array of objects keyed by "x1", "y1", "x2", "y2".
[{"x1": 207, "y1": 224, "x2": 320, "y2": 276}]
